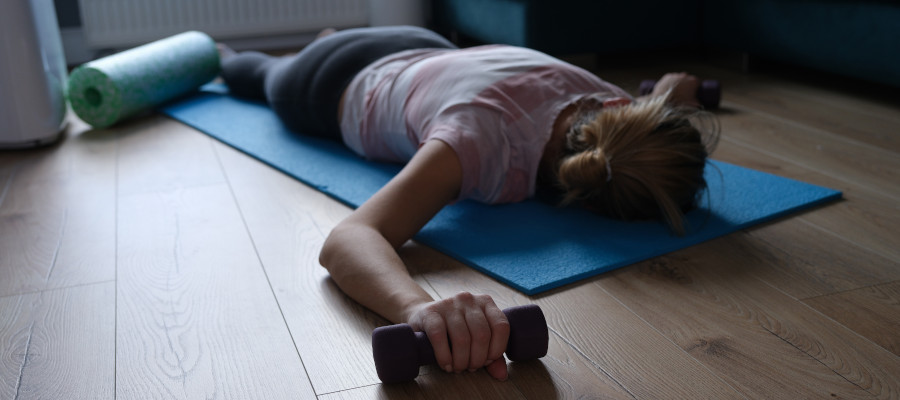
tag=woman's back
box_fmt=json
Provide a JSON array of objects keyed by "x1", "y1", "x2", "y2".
[{"x1": 341, "y1": 44, "x2": 629, "y2": 203}]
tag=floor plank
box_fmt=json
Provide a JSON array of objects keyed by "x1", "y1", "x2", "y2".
[
  {"x1": 596, "y1": 60, "x2": 900, "y2": 154},
  {"x1": 804, "y1": 281, "x2": 900, "y2": 357},
  {"x1": 214, "y1": 141, "x2": 443, "y2": 394},
  {"x1": 316, "y1": 383, "x2": 427, "y2": 400},
  {"x1": 397, "y1": 244, "x2": 639, "y2": 400},
  {"x1": 712, "y1": 139, "x2": 900, "y2": 299},
  {"x1": 0, "y1": 119, "x2": 116, "y2": 297},
  {"x1": 401, "y1": 244, "x2": 738, "y2": 399},
  {"x1": 687, "y1": 63, "x2": 900, "y2": 154},
  {"x1": 0, "y1": 292, "x2": 38, "y2": 399},
  {"x1": 598, "y1": 238, "x2": 900, "y2": 399},
  {"x1": 115, "y1": 125, "x2": 315, "y2": 399},
  {"x1": 714, "y1": 137, "x2": 900, "y2": 264},
  {"x1": 0, "y1": 282, "x2": 115, "y2": 399},
  {"x1": 116, "y1": 117, "x2": 225, "y2": 196},
  {"x1": 717, "y1": 103, "x2": 900, "y2": 201},
  {"x1": 316, "y1": 371, "x2": 526, "y2": 400},
  {"x1": 739, "y1": 218, "x2": 896, "y2": 300},
  {"x1": 4, "y1": 51, "x2": 898, "y2": 399},
  {"x1": 216, "y1": 139, "x2": 627, "y2": 397}
]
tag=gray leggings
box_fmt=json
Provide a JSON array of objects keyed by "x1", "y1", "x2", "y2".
[{"x1": 220, "y1": 26, "x2": 457, "y2": 139}]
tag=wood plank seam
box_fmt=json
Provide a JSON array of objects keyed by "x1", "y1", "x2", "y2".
[
  {"x1": 801, "y1": 281, "x2": 900, "y2": 358},
  {"x1": 416, "y1": 263, "x2": 445, "y2": 304},
  {"x1": 803, "y1": 280, "x2": 900, "y2": 302},
  {"x1": 1, "y1": 280, "x2": 115, "y2": 398},
  {"x1": 209, "y1": 138, "x2": 376, "y2": 395},
  {"x1": 113, "y1": 130, "x2": 120, "y2": 400},
  {"x1": 0, "y1": 279, "x2": 116, "y2": 301},
  {"x1": 794, "y1": 218, "x2": 898, "y2": 269},
  {"x1": 43, "y1": 209, "x2": 67, "y2": 285},
  {"x1": 163, "y1": 213, "x2": 190, "y2": 387},
  {"x1": 719, "y1": 135, "x2": 897, "y2": 202},
  {"x1": 727, "y1": 79, "x2": 900, "y2": 126},
  {"x1": 407, "y1": 250, "x2": 639, "y2": 396},
  {"x1": 718, "y1": 260, "x2": 898, "y2": 396},
  {"x1": 802, "y1": 302, "x2": 899, "y2": 360},
  {"x1": 314, "y1": 382, "x2": 382, "y2": 397},
  {"x1": 718, "y1": 136, "x2": 898, "y2": 263},
  {"x1": 209, "y1": 139, "x2": 320, "y2": 392},
  {"x1": 543, "y1": 325, "x2": 637, "y2": 399},
  {"x1": 758, "y1": 325, "x2": 874, "y2": 395},
  {"x1": 713, "y1": 114, "x2": 898, "y2": 203},
  {"x1": 741, "y1": 218, "x2": 898, "y2": 299},
  {"x1": 681, "y1": 61, "x2": 900, "y2": 126},
  {"x1": 595, "y1": 281, "x2": 746, "y2": 397},
  {"x1": 12, "y1": 319, "x2": 36, "y2": 400}
]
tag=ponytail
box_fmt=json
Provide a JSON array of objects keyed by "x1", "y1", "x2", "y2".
[{"x1": 555, "y1": 95, "x2": 719, "y2": 235}]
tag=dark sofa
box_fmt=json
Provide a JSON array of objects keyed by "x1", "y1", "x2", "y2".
[{"x1": 432, "y1": 0, "x2": 900, "y2": 87}]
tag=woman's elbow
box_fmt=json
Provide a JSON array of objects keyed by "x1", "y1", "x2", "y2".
[
  {"x1": 318, "y1": 222, "x2": 363, "y2": 279},
  {"x1": 318, "y1": 226, "x2": 344, "y2": 275}
]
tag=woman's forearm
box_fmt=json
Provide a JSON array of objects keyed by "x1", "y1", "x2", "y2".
[
  {"x1": 319, "y1": 140, "x2": 463, "y2": 323},
  {"x1": 317, "y1": 140, "x2": 508, "y2": 379},
  {"x1": 320, "y1": 223, "x2": 433, "y2": 324}
]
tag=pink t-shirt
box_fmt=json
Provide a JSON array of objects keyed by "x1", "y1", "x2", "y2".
[{"x1": 340, "y1": 45, "x2": 629, "y2": 204}]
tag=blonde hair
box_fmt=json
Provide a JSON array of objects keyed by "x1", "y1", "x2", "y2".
[{"x1": 555, "y1": 95, "x2": 719, "y2": 235}]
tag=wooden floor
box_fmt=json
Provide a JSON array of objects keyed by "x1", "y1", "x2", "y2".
[{"x1": 1, "y1": 56, "x2": 899, "y2": 399}]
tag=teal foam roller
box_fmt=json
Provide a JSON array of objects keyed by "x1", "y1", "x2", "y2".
[{"x1": 67, "y1": 31, "x2": 220, "y2": 128}]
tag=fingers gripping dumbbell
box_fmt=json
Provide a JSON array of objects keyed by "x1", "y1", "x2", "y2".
[
  {"x1": 639, "y1": 79, "x2": 722, "y2": 109},
  {"x1": 371, "y1": 304, "x2": 549, "y2": 383}
]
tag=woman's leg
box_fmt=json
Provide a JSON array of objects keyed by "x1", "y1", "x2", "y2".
[
  {"x1": 220, "y1": 51, "x2": 279, "y2": 102},
  {"x1": 222, "y1": 26, "x2": 456, "y2": 139},
  {"x1": 218, "y1": 28, "x2": 334, "y2": 102}
]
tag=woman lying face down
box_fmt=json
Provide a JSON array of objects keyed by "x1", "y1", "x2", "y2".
[{"x1": 221, "y1": 26, "x2": 719, "y2": 381}]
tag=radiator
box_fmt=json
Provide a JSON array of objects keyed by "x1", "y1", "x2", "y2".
[{"x1": 78, "y1": 0, "x2": 369, "y2": 48}]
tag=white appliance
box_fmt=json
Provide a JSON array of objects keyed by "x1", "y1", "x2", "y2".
[{"x1": 0, "y1": 0, "x2": 68, "y2": 148}]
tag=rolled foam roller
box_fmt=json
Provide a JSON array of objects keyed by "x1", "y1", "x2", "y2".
[{"x1": 67, "y1": 31, "x2": 220, "y2": 128}]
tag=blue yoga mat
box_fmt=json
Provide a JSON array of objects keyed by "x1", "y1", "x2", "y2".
[{"x1": 161, "y1": 84, "x2": 842, "y2": 295}]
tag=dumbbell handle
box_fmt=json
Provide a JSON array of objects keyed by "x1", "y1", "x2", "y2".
[
  {"x1": 411, "y1": 331, "x2": 438, "y2": 366},
  {"x1": 397, "y1": 304, "x2": 547, "y2": 364},
  {"x1": 372, "y1": 304, "x2": 548, "y2": 383},
  {"x1": 402, "y1": 306, "x2": 546, "y2": 365}
]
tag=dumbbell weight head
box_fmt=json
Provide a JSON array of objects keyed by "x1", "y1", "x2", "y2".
[
  {"x1": 372, "y1": 304, "x2": 549, "y2": 383},
  {"x1": 504, "y1": 304, "x2": 549, "y2": 361},
  {"x1": 371, "y1": 324, "x2": 437, "y2": 383},
  {"x1": 697, "y1": 79, "x2": 721, "y2": 109},
  {"x1": 639, "y1": 79, "x2": 658, "y2": 97}
]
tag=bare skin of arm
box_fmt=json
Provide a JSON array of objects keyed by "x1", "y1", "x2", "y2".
[
  {"x1": 637, "y1": 72, "x2": 702, "y2": 107},
  {"x1": 319, "y1": 139, "x2": 511, "y2": 379}
]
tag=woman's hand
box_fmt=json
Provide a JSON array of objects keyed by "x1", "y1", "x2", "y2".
[
  {"x1": 653, "y1": 72, "x2": 702, "y2": 108},
  {"x1": 405, "y1": 292, "x2": 511, "y2": 381}
]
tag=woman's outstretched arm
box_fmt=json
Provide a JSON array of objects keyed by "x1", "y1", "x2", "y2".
[
  {"x1": 638, "y1": 72, "x2": 702, "y2": 107},
  {"x1": 319, "y1": 139, "x2": 511, "y2": 379}
]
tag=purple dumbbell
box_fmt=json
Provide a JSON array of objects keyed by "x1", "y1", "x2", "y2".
[
  {"x1": 639, "y1": 79, "x2": 721, "y2": 109},
  {"x1": 371, "y1": 304, "x2": 549, "y2": 383}
]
